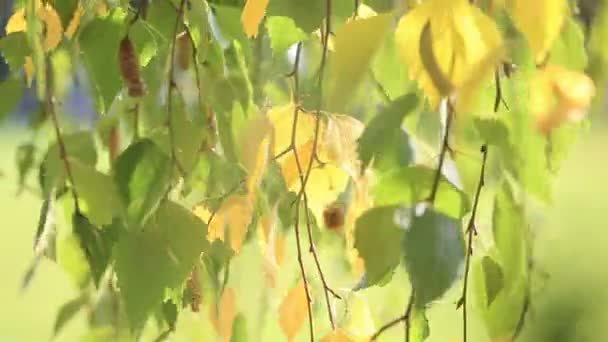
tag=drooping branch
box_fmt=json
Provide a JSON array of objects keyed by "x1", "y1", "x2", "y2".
[
  {"x1": 45, "y1": 56, "x2": 80, "y2": 212},
  {"x1": 293, "y1": 199, "x2": 315, "y2": 341},
  {"x1": 428, "y1": 100, "x2": 455, "y2": 203},
  {"x1": 303, "y1": 193, "x2": 341, "y2": 330},
  {"x1": 298, "y1": 0, "x2": 332, "y2": 195},
  {"x1": 272, "y1": 3, "x2": 342, "y2": 333},
  {"x1": 374, "y1": 99, "x2": 455, "y2": 340},
  {"x1": 456, "y1": 144, "x2": 488, "y2": 342},
  {"x1": 166, "y1": 0, "x2": 188, "y2": 176}
]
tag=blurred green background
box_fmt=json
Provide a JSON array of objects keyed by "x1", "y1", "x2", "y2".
[{"x1": 2, "y1": 116, "x2": 608, "y2": 341}]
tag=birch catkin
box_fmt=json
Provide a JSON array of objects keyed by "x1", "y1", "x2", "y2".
[{"x1": 118, "y1": 35, "x2": 145, "y2": 97}]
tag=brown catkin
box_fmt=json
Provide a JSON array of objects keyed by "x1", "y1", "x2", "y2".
[
  {"x1": 186, "y1": 267, "x2": 202, "y2": 312},
  {"x1": 176, "y1": 31, "x2": 192, "y2": 70},
  {"x1": 118, "y1": 35, "x2": 145, "y2": 97},
  {"x1": 323, "y1": 203, "x2": 345, "y2": 231}
]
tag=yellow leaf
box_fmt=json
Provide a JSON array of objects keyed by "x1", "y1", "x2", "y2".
[
  {"x1": 38, "y1": 3, "x2": 63, "y2": 51},
  {"x1": 257, "y1": 208, "x2": 285, "y2": 288},
  {"x1": 24, "y1": 56, "x2": 35, "y2": 87},
  {"x1": 65, "y1": 2, "x2": 84, "y2": 39},
  {"x1": 207, "y1": 195, "x2": 254, "y2": 253},
  {"x1": 530, "y1": 64, "x2": 595, "y2": 134},
  {"x1": 395, "y1": 0, "x2": 503, "y2": 110},
  {"x1": 209, "y1": 288, "x2": 237, "y2": 342},
  {"x1": 506, "y1": 0, "x2": 567, "y2": 63},
  {"x1": 355, "y1": 4, "x2": 378, "y2": 19},
  {"x1": 240, "y1": 114, "x2": 273, "y2": 193},
  {"x1": 279, "y1": 279, "x2": 309, "y2": 342},
  {"x1": 320, "y1": 329, "x2": 356, "y2": 342},
  {"x1": 321, "y1": 114, "x2": 365, "y2": 177},
  {"x1": 269, "y1": 103, "x2": 318, "y2": 155},
  {"x1": 6, "y1": 8, "x2": 26, "y2": 34},
  {"x1": 241, "y1": 0, "x2": 270, "y2": 38}
]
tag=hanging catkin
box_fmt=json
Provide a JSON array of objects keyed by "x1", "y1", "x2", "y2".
[{"x1": 118, "y1": 35, "x2": 145, "y2": 97}]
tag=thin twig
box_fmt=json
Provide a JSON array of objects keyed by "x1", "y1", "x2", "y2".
[
  {"x1": 303, "y1": 193, "x2": 340, "y2": 330},
  {"x1": 45, "y1": 56, "x2": 80, "y2": 212},
  {"x1": 294, "y1": 201, "x2": 315, "y2": 341},
  {"x1": 456, "y1": 144, "x2": 488, "y2": 342},
  {"x1": 371, "y1": 290, "x2": 415, "y2": 341},
  {"x1": 166, "y1": 0, "x2": 188, "y2": 176},
  {"x1": 493, "y1": 69, "x2": 509, "y2": 112},
  {"x1": 298, "y1": 0, "x2": 332, "y2": 196},
  {"x1": 428, "y1": 100, "x2": 454, "y2": 203}
]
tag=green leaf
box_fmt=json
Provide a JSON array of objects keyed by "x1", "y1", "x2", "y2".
[
  {"x1": 42, "y1": 132, "x2": 97, "y2": 196},
  {"x1": 372, "y1": 31, "x2": 414, "y2": 100},
  {"x1": 354, "y1": 206, "x2": 405, "y2": 287},
  {"x1": 403, "y1": 206, "x2": 465, "y2": 307},
  {"x1": 481, "y1": 255, "x2": 504, "y2": 307},
  {"x1": 71, "y1": 160, "x2": 122, "y2": 226},
  {"x1": 358, "y1": 93, "x2": 418, "y2": 172},
  {"x1": 267, "y1": 0, "x2": 325, "y2": 33},
  {"x1": 492, "y1": 182, "x2": 527, "y2": 279},
  {"x1": 114, "y1": 139, "x2": 174, "y2": 228},
  {"x1": 79, "y1": 9, "x2": 125, "y2": 113},
  {"x1": 72, "y1": 212, "x2": 115, "y2": 285},
  {"x1": 231, "y1": 313, "x2": 248, "y2": 342},
  {"x1": 53, "y1": 294, "x2": 88, "y2": 337},
  {"x1": 15, "y1": 142, "x2": 36, "y2": 192},
  {"x1": 150, "y1": 97, "x2": 205, "y2": 174},
  {"x1": 373, "y1": 166, "x2": 470, "y2": 219},
  {"x1": 162, "y1": 300, "x2": 178, "y2": 330},
  {"x1": 549, "y1": 18, "x2": 587, "y2": 71},
  {"x1": 0, "y1": 32, "x2": 31, "y2": 70},
  {"x1": 366, "y1": 0, "x2": 397, "y2": 13},
  {"x1": 0, "y1": 76, "x2": 24, "y2": 120},
  {"x1": 114, "y1": 201, "x2": 208, "y2": 328},
  {"x1": 410, "y1": 307, "x2": 430, "y2": 342},
  {"x1": 327, "y1": 13, "x2": 393, "y2": 111},
  {"x1": 212, "y1": 5, "x2": 249, "y2": 49},
  {"x1": 265, "y1": 16, "x2": 308, "y2": 57},
  {"x1": 53, "y1": 0, "x2": 79, "y2": 28},
  {"x1": 130, "y1": 19, "x2": 160, "y2": 68}
]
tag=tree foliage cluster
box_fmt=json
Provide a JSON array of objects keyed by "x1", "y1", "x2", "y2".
[{"x1": 0, "y1": 0, "x2": 606, "y2": 341}]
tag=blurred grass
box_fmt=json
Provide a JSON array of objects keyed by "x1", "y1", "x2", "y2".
[{"x1": 1, "y1": 121, "x2": 608, "y2": 341}]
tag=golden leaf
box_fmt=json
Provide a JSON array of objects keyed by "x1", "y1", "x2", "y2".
[
  {"x1": 257, "y1": 208, "x2": 284, "y2": 288},
  {"x1": 268, "y1": 103, "x2": 318, "y2": 155},
  {"x1": 65, "y1": 2, "x2": 84, "y2": 39},
  {"x1": 506, "y1": 0, "x2": 567, "y2": 63},
  {"x1": 279, "y1": 279, "x2": 309, "y2": 342},
  {"x1": 241, "y1": 0, "x2": 270, "y2": 38},
  {"x1": 320, "y1": 329, "x2": 356, "y2": 342},
  {"x1": 209, "y1": 288, "x2": 237, "y2": 342},
  {"x1": 239, "y1": 114, "x2": 273, "y2": 193},
  {"x1": 321, "y1": 114, "x2": 364, "y2": 177},
  {"x1": 38, "y1": 3, "x2": 63, "y2": 51},
  {"x1": 24, "y1": 56, "x2": 35, "y2": 87},
  {"x1": 207, "y1": 195, "x2": 254, "y2": 253},
  {"x1": 395, "y1": 0, "x2": 503, "y2": 110},
  {"x1": 531, "y1": 64, "x2": 595, "y2": 134},
  {"x1": 6, "y1": 8, "x2": 26, "y2": 34}
]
